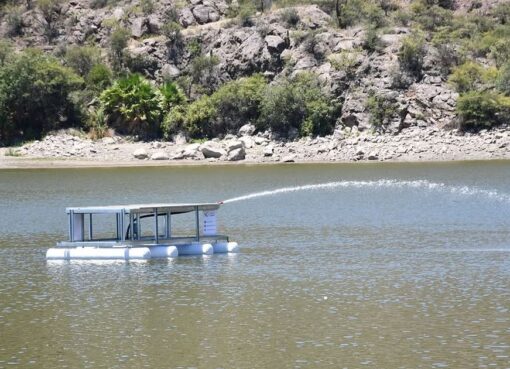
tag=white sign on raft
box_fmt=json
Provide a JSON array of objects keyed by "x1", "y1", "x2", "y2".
[{"x1": 202, "y1": 210, "x2": 217, "y2": 236}]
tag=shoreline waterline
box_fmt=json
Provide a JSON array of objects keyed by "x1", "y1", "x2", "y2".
[{"x1": 2, "y1": 155, "x2": 510, "y2": 170}]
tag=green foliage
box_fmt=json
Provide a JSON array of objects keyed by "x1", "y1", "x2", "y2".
[
  {"x1": 366, "y1": 92, "x2": 398, "y2": 129},
  {"x1": 162, "y1": 21, "x2": 184, "y2": 62},
  {"x1": 187, "y1": 38, "x2": 202, "y2": 58},
  {"x1": 489, "y1": 39, "x2": 510, "y2": 68},
  {"x1": 208, "y1": 74, "x2": 266, "y2": 136},
  {"x1": 189, "y1": 54, "x2": 220, "y2": 94},
  {"x1": 328, "y1": 50, "x2": 359, "y2": 79},
  {"x1": 85, "y1": 63, "x2": 113, "y2": 92},
  {"x1": 363, "y1": 2, "x2": 386, "y2": 28},
  {"x1": 336, "y1": 0, "x2": 365, "y2": 28},
  {"x1": 140, "y1": 0, "x2": 154, "y2": 14},
  {"x1": 456, "y1": 91, "x2": 510, "y2": 130},
  {"x1": 448, "y1": 61, "x2": 496, "y2": 93},
  {"x1": 37, "y1": 0, "x2": 61, "y2": 41},
  {"x1": 163, "y1": 73, "x2": 338, "y2": 139},
  {"x1": 64, "y1": 46, "x2": 101, "y2": 76},
  {"x1": 397, "y1": 31, "x2": 426, "y2": 78},
  {"x1": 99, "y1": 74, "x2": 163, "y2": 139},
  {"x1": 86, "y1": 107, "x2": 108, "y2": 139},
  {"x1": 123, "y1": 53, "x2": 158, "y2": 75},
  {"x1": 281, "y1": 8, "x2": 300, "y2": 27},
  {"x1": 412, "y1": 2, "x2": 452, "y2": 31},
  {"x1": 0, "y1": 50, "x2": 83, "y2": 144},
  {"x1": 4, "y1": 4, "x2": 23, "y2": 37},
  {"x1": 163, "y1": 75, "x2": 266, "y2": 138},
  {"x1": 258, "y1": 73, "x2": 339, "y2": 137},
  {"x1": 491, "y1": 2, "x2": 510, "y2": 25},
  {"x1": 0, "y1": 40, "x2": 12, "y2": 66},
  {"x1": 362, "y1": 26, "x2": 382, "y2": 52},
  {"x1": 496, "y1": 63, "x2": 510, "y2": 95},
  {"x1": 108, "y1": 27, "x2": 130, "y2": 72},
  {"x1": 162, "y1": 21, "x2": 183, "y2": 43},
  {"x1": 159, "y1": 81, "x2": 186, "y2": 112},
  {"x1": 238, "y1": 2, "x2": 256, "y2": 27},
  {"x1": 163, "y1": 96, "x2": 216, "y2": 138}
]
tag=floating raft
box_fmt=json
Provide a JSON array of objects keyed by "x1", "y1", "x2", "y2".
[{"x1": 46, "y1": 202, "x2": 238, "y2": 260}]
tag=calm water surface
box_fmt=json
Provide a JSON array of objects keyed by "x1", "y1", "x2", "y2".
[{"x1": 1, "y1": 162, "x2": 510, "y2": 369}]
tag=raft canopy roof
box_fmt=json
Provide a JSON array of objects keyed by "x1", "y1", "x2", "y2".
[{"x1": 66, "y1": 202, "x2": 222, "y2": 215}]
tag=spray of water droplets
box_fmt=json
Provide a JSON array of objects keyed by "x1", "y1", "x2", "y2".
[{"x1": 223, "y1": 179, "x2": 510, "y2": 204}]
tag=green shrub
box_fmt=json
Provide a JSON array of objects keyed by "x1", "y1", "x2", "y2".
[
  {"x1": 363, "y1": 26, "x2": 382, "y2": 52},
  {"x1": 208, "y1": 74, "x2": 266, "y2": 135},
  {"x1": 162, "y1": 75, "x2": 266, "y2": 138},
  {"x1": 123, "y1": 53, "x2": 158, "y2": 75},
  {"x1": 37, "y1": 0, "x2": 61, "y2": 41},
  {"x1": 0, "y1": 50, "x2": 83, "y2": 144},
  {"x1": 363, "y1": 2, "x2": 386, "y2": 28},
  {"x1": 85, "y1": 63, "x2": 113, "y2": 92},
  {"x1": 4, "y1": 5, "x2": 23, "y2": 37},
  {"x1": 99, "y1": 73, "x2": 163, "y2": 139},
  {"x1": 336, "y1": 0, "x2": 364, "y2": 28},
  {"x1": 394, "y1": 9, "x2": 412, "y2": 26},
  {"x1": 496, "y1": 63, "x2": 510, "y2": 95},
  {"x1": 140, "y1": 0, "x2": 154, "y2": 14},
  {"x1": 491, "y1": 2, "x2": 510, "y2": 25},
  {"x1": 163, "y1": 96, "x2": 216, "y2": 138},
  {"x1": 456, "y1": 91, "x2": 510, "y2": 130},
  {"x1": 412, "y1": 3, "x2": 452, "y2": 30},
  {"x1": 489, "y1": 39, "x2": 510, "y2": 67},
  {"x1": 189, "y1": 54, "x2": 220, "y2": 94},
  {"x1": 398, "y1": 32, "x2": 426, "y2": 78},
  {"x1": 0, "y1": 40, "x2": 12, "y2": 66},
  {"x1": 86, "y1": 107, "x2": 108, "y2": 139},
  {"x1": 366, "y1": 92, "x2": 398, "y2": 130},
  {"x1": 238, "y1": 3, "x2": 256, "y2": 27},
  {"x1": 109, "y1": 27, "x2": 130, "y2": 72},
  {"x1": 448, "y1": 61, "x2": 496, "y2": 93},
  {"x1": 162, "y1": 21, "x2": 184, "y2": 62},
  {"x1": 64, "y1": 46, "x2": 101, "y2": 76},
  {"x1": 163, "y1": 73, "x2": 338, "y2": 139},
  {"x1": 281, "y1": 8, "x2": 300, "y2": 27},
  {"x1": 328, "y1": 50, "x2": 359, "y2": 79},
  {"x1": 258, "y1": 73, "x2": 339, "y2": 137},
  {"x1": 159, "y1": 81, "x2": 186, "y2": 111}
]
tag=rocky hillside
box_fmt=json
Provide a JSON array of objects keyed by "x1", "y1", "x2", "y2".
[{"x1": 0, "y1": 0, "x2": 509, "y2": 145}]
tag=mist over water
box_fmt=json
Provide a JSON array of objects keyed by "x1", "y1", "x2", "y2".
[{"x1": 1, "y1": 162, "x2": 510, "y2": 369}]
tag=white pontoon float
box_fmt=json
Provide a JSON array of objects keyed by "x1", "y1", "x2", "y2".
[{"x1": 46, "y1": 202, "x2": 238, "y2": 260}]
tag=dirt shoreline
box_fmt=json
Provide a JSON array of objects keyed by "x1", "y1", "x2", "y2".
[{"x1": 2, "y1": 126, "x2": 510, "y2": 169}]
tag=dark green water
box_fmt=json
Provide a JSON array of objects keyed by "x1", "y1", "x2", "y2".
[{"x1": 1, "y1": 162, "x2": 509, "y2": 369}]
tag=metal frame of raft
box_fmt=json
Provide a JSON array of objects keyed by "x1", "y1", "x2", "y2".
[{"x1": 46, "y1": 202, "x2": 239, "y2": 260}]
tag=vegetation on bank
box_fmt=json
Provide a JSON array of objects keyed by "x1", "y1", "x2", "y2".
[{"x1": 1, "y1": 0, "x2": 510, "y2": 145}]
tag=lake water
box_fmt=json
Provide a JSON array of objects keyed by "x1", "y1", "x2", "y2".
[{"x1": 1, "y1": 162, "x2": 510, "y2": 369}]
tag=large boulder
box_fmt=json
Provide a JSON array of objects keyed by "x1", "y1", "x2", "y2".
[
  {"x1": 201, "y1": 141, "x2": 226, "y2": 158},
  {"x1": 228, "y1": 147, "x2": 246, "y2": 161},
  {"x1": 238, "y1": 123, "x2": 256, "y2": 136},
  {"x1": 180, "y1": 8, "x2": 196, "y2": 27},
  {"x1": 225, "y1": 140, "x2": 244, "y2": 153},
  {"x1": 192, "y1": 5, "x2": 220, "y2": 24},
  {"x1": 265, "y1": 35, "x2": 286, "y2": 53},
  {"x1": 151, "y1": 151, "x2": 170, "y2": 160},
  {"x1": 131, "y1": 17, "x2": 149, "y2": 38},
  {"x1": 133, "y1": 148, "x2": 148, "y2": 159}
]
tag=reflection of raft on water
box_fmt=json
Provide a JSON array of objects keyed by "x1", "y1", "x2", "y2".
[{"x1": 46, "y1": 202, "x2": 238, "y2": 260}]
